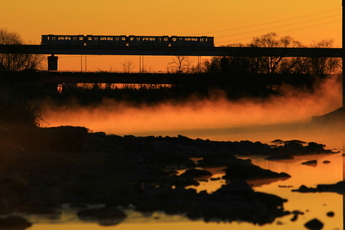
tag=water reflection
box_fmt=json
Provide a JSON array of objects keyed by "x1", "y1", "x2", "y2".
[
  {"x1": 21, "y1": 127, "x2": 345, "y2": 230},
  {"x1": 37, "y1": 89, "x2": 345, "y2": 229}
]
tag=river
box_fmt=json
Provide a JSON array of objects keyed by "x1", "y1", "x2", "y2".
[
  {"x1": 32, "y1": 118, "x2": 345, "y2": 230},
  {"x1": 33, "y1": 78, "x2": 345, "y2": 229}
]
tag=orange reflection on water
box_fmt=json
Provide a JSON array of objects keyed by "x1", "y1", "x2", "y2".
[
  {"x1": 27, "y1": 153, "x2": 345, "y2": 230},
  {"x1": 36, "y1": 75, "x2": 345, "y2": 230}
]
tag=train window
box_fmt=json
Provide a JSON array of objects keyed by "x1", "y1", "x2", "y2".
[
  {"x1": 143, "y1": 37, "x2": 155, "y2": 42},
  {"x1": 184, "y1": 37, "x2": 198, "y2": 42},
  {"x1": 58, "y1": 36, "x2": 69, "y2": 41},
  {"x1": 79, "y1": 37, "x2": 84, "y2": 40}
]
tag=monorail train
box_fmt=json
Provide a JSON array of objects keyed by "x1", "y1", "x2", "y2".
[{"x1": 41, "y1": 35, "x2": 214, "y2": 47}]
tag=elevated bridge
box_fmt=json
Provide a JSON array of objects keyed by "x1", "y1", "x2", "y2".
[{"x1": 0, "y1": 44, "x2": 342, "y2": 57}]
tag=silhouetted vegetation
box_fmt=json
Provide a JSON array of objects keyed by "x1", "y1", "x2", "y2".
[
  {"x1": 0, "y1": 75, "x2": 42, "y2": 127},
  {"x1": 0, "y1": 29, "x2": 43, "y2": 127},
  {"x1": 203, "y1": 33, "x2": 341, "y2": 75},
  {"x1": 0, "y1": 28, "x2": 43, "y2": 71}
]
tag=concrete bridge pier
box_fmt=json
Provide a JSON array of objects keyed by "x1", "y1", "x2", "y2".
[{"x1": 48, "y1": 54, "x2": 58, "y2": 71}]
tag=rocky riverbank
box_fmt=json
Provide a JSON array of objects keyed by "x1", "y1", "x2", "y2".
[{"x1": 0, "y1": 126, "x2": 338, "y2": 229}]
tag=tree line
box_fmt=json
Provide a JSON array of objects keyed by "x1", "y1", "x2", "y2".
[
  {"x1": 171, "y1": 32, "x2": 341, "y2": 75},
  {"x1": 0, "y1": 29, "x2": 42, "y2": 72}
]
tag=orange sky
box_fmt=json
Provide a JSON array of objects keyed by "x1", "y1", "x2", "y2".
[{"x1": 1, "y1": 0, "x2": 342, "y2": 71}]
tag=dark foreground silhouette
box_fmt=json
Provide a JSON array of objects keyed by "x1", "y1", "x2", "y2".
[{"x1": 0, "y1": 126, "x2": 337, "y2": 229}]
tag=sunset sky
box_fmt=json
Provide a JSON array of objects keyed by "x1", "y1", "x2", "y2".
[{"x1": 1, "y1": 0, "x2": 342, "y2": 71}]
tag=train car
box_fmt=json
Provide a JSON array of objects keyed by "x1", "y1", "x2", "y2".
[
  {"x1": 85, "y1": 35, "x2": 127, "y2": 46},
  {"x1": 128, "y1": 36, "x2": 170, "y2": 47},
  {"x1": 41, "y1": 34, "x2": 85, "y2": 46},
  {"x1": 41, "y1": 34, "x2": 215, "y2": 47},
  {"x1": 170, "y1": 36, "x2": 214, "y2": 47}
]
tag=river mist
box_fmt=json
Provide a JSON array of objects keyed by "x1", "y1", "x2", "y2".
[{"x1": 40, "y1": 74, "x2": 342, "y2": 139}]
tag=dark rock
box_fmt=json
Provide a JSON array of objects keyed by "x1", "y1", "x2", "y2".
[
  {"x1": 133, "y1": 182, "x2": 289, "y2": 225},
  {"x1": 317, "y1": 181, "x2": 345, "y2": 193},
  {"x1": 290, "y1": 210, "x2": 304, "y2": 221},
  {"x1": 199, "y1": 153, "x2": 238, "y2": 167},
  {"x1": 326, "y1": 211, "x2": 334, "y2": 217},
  {"x1": 215, "y1": 180, "x2": 254, "y2": 194},
  {"x1": 210, "y1": 177, "x2": 221, "y2": 181},
  {"x1": 278, "y1": 185, "x2": 293, "y2": 188},
  {"x1": 301, "y1": 160, "x2": 317, "y2": 165},
  {"x1": 179, "y1": 169, "x2": 212, "y2": 179},
  {"x1": 293, "y1": 181, "x2": 345, "y2": 194},
  {"x1": 77, "y1": 207, "x2": 127, "y2": 226},
  {"x1": 284, "y1": 140, "x2": 307, "y2": 145},
  {"x1": 271, "y1": 139, "x2": 284, "y2": 145},
  {"x1": 17, "y1": 206, "x2": 60, "y2": 216},
  {"x1": 275, "y1": 140, "x2": 336, "y2": 156},
  {"x1": 1, "y1": 128, "x2": 319, "y2": 225},
  {"x1": 26, "y1": 185, "x2": 61, "y2": 207},
  {"x1": 168, "y1": 175, "x2": 200, "y2": 187},
  {"x1": 323, "y1": 160, "x2": 331, "y2": 164},
  {"x1": 306, "y1": 142, "x2": 333, "y2": 154},
  {"x1": 292, "y1": 185, "x2": 317, "y2": 193},
  {"x1": 0, "y1": 215, "x2": 32, "y2": 230},
  {"x1": 304, "y1": 218, "x2": 323, "y2": 230},
  {"x1": 223, "y1": 159, "x2": 290, "y2": 180},
  {"x1": 16, "y1": 126, "x2": 89, "y2": 152},
  {"x1": 0, "y1": 174, "x2": 30, "y2": 214}
]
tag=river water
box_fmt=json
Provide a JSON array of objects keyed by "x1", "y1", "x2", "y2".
[
  {"x1": 35, "y1": 76, "x2": 345, "y2": 229},
  {"x1": 32, "y1": 118, "x2": 345, "y2": 230}
]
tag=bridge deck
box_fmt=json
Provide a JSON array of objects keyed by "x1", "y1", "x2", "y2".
[{"x1": 0, "y1": 45, "x2": 342, "y2": 57}]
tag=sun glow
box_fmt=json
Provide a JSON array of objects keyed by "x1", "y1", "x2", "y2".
[{"x1": 1, "y1": 0, "x2": 341, "y2": 71}]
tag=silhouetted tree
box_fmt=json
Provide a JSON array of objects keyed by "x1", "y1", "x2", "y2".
[
  {"x1": 121, "y1": 60, "x2": 135, "y2": 73},
  {"x1": 304, "y1": 39, "x2": 341, "y2": 74},
  {"x1": 0, "y1": 28, "x2": 43, "y2": 72},
  {"x1": 250, "y1": 32, "x2": 303, "y2": 74},
  {"x1": 167, "y1": 56, "x2": 193, "y2": 73},
  {"x1": 0, "y1": 29, "x2": 43, "y2": 127},
  {"x1": 203, "y1": 32, "x2": 340, "y2": 75},
  {"x1": 203, "y1": 57, "x2": 222, "y2": 73}
]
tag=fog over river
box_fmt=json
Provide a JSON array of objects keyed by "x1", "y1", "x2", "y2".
[{"x1": 32, "y1": 74, "x2": 345, "y2": 230}]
